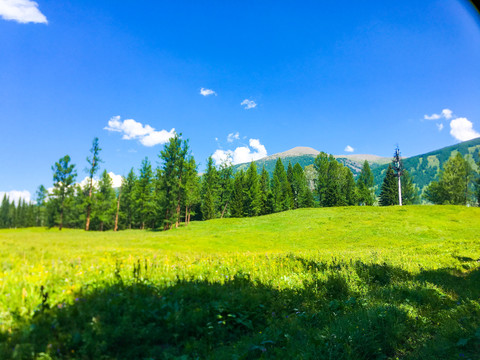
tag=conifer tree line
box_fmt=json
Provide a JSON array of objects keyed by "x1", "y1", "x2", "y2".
[{"x1": 2, "y1": 136, "x2": 480, "y2": 230}]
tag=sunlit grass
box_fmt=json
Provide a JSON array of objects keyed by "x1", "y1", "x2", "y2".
[{"x1": 1, "y1": 205, "x2": 479, "y2": 359}]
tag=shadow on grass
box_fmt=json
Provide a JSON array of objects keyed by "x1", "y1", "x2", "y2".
[{"x1": 2, "y1": 260, "x2": 480, "y2": 360}]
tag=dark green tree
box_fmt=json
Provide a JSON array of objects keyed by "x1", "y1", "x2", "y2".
[
  {"x1": 218, "y1": 158, "x2": 234, "y2": 218},
  {"x1": 201, "y1": 156, "x2": 219, "y2": 220},
  {"x1": 120, "y1": 168, "x2": 137, "y2": 229},
  {"x1": 159, "y1": 134, "x2": 189, "y2": 229},
  {"x1": 424, "y1": 152, "x2": 474, "y2": 205},
  {"x1": 356, "y1": 160, "x2": 375, "y2": 205},
  {"x1": 379, "y1": 165, "x2": 398, "y2": 206},
  {"x1": 271, "y1": 158, "x2": 292, "y2": 212},
  {"x1": 184, "y1": 156, "x2": 200, "y2": 224},
  {"x1": 401, "y1": 170, "x2": 419, "y2": 205},
  {"x1": 259, "y1": 166, "x2": 272, "y2": 215},
  {"x1": 35, "y1": 185, "x2": 48, "y2": 227},
  {"x1": 94, "y1": 170, "x2": 116, "y2": 231},
  {"x1": 243, "y1": 162, "x2": 261, "y2": 217},
  {"x1": 134, "y1": 158, "x2": 155, "y2": 229},
  {"x1": 230, "y1": 170, "x2": 245, "y2": 217},
  {"x1": 51, "y1": 155, "x2": 77, "y2": 230},
  {"x1": 85, "y1": 137, "x2": 102, "y2": 231},
  {"x1": 343, "y1": 167, "x2": 358, "y2": 206}
]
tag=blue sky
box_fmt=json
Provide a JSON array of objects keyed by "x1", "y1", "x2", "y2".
[{"x1": 1, "y1": 0, "x2": 480, "y2": 202}]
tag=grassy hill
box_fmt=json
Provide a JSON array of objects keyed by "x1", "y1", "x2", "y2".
[
  {"x1": 372, "y1": 138, "x2": 480, "y2": 194},
  {"x1": 1, "y1": 206, "x2": 480, "y2": 359}
]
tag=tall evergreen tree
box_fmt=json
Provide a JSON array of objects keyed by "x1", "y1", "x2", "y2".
[
  {"x1": 94, "y1": 170, "x2": 116, "y2": 231},
  {"x1": 201, "y1": 156, "x2": 219, "y2": 220},
  {"x1": 243, "y1": 162, "x2": 261, "y2": 217},
  {"x1": 291, "y1": 163, "x2": 314, "y2": 208},
  {"x1": 271, "y1": 158, "x2": 292, "y2": 212},
  {"x1": 159, "y1": 134, "x2": 189, "y2": 229},
  {"x1": 85, "y1": 137, "x2": 102, "y2": 231},
  {"x1": 401, "y1": 170, "x2": 419, "y2": 205},
  {"x1": 230, "y1": 170, "x2": 245, "y2": 217},
  {"x1": 379, "y1": 165, "x2": 398, "y2": 206},
  {"x1": 184, "y1": 156, "x2": 200, "y2": 225},
  {"x1": 217, "y1": 158, "x2": 234, "y2": 218},
  {"x1": 424, "y1": 152, "x2": 474, "y2": 205},
  {"x1": 259, "y1": 166, "x2": 272, "y2": 214},
  {"x1": 35, "y1": 185, "x2": 48, "y2": 227},
  {"x1": 356, "y1": 160, "x2": 375, "y2": 205},
  {"x1": 51, "y1": 155, "x2": 77, "y2": 230},
  {"x1": 119, "y1": 168, "x2": 137, "y2": 229},
  {"x1": 134, "y1": 158, "x2": 155, "y2": 229},
  {"x1": 343, "y1": 167, "x2": 358, "y2": 206},
  {"x1": 0, "y1": 194, "x2": 10, "y2": 228}
]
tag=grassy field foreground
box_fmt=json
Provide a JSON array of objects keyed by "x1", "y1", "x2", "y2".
[{"x1": 0, "y1": 206, "x2": 480, "y2": 359}]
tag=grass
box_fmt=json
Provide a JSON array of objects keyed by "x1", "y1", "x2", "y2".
[{"x1": 1, "y1": 205, "x2": 480, "y2": 359}]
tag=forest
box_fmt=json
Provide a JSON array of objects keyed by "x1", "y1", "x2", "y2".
[{"x1": 1, "y1": 134, "x2": 479, "y2": 231}]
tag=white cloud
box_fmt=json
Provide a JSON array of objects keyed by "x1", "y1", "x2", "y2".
[
  {"x1": 200, "y1": 88, "x2": 216, "y2": 96},
  {"x1": 104, "y1": 116, "x2": 175, "y2": 147},
  {"x1": 241, "y1": 99, "x2": 257, "y2": 109},
  {"x1": 227, "y1": 132, "x2": 240, "y2": 142},
  {"x1": 0, "y1": 190, "x2": 32, "y2": 204},
  {"x1": 0, "y1": 0, "x2": 47, "y2": 24},
  {"x1": 344, "y1": 145, "x2": 354, "y2": 153},
  {"x1": 424, "y1": 108, "x2": 453, "y2": 120},
  {"x1": 436, "y1": 123, "x2": 444, "y2": 131},
  {"x1": 212, "y1": 138, "x2": 267, "y2": 165},
  {"x1": 449, "y1": 117, "x2": 480, "y2": 142},
  {"x1": 78, "y1": 172, "x2": 124, "y2": 189}
]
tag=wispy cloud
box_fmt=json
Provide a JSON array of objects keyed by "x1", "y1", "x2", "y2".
[
  {"x1": 241, "y1": 99, "x2": 257, "y2": 109},
  {"x1": 227, "y1": 132, "x2": 240, "y2": 143},
  {"x1": 0, "y1": 0, "x2": 47, "y2": 24},
  {"x1": 436, "y1": 123, "x2": 444, "y2": 131},
  {"x1": 104, "y1": 116, "x2": 175, "y2": 147},
  {"x1": 212, "y1": 138, "x2": 267, "y2": 165},
  {"x1": 200, "y1": 88, "x2": 216, "y2": 96},
  {"x1": 450, "y1": 117, "x2": 480, "y2": 142},
  {"x1": 0, "y1": 190, "x2": 32, "y2": 204},
  {"x1": 424, "y1": 108, "x2": 453, "y2": 120},
  {"x1": 344, "y1": 145, "x2": 354, "y2": 153}
]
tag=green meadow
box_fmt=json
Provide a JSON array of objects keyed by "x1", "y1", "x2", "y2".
[{"x1": 1, "y1": 206, "x2": 480, "y2": 359}]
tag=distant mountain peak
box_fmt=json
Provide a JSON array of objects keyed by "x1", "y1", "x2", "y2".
[{"x1": 265, "y1": 146, "x2": 320, "y2": 159}]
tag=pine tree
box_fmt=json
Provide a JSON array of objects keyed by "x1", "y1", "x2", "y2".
[
  {"x1": 218, "y1": 158, "x2": 234, "y2": 218},
  {"x1": 271, "y1": 158, "x2": 292, "y2": 212},
  {"x1": 51, "y1": 155, "x2": 77, "y2": 230},
  {"x1": 120, "y1": 168, "x2": 137, "y2": 229},
  {"x1": 230, "y1": 170, "x2": 245, "y2": 217},
  {"x1": 0, "y1": 194, "x2": 10, "y2": 228},
  {"x1": 379, "y1": 165, "x2": 398, "y2": 206},
  {"x1": 392, "y1": 146, "x2": 404, "y2": 206},
  {"x1": 85, "y1": 137, "x2": 102, "y2": 231},
  {"x1": 243, "y1": 162, "x2": 261, "y2": 217},
  {"x1": 401, "y1": 170, "x2": 419, "y2": 205},
  {"x1": 356, "y1": 160, "x2": 375, "y2": 205},
  {"x1": 201, "y1": 156, "x2": 219, "y2": 220},
  {"x1": 343, "y1": 167, "x2": 357, "y2": 206},
  {"x1": 159, "y1": 134, "x2": 189, "y2": 229},
  {"x1": 134, "y1": 157, "x2": 155, "y2": 229},
  {"x1": 94, "y1": 170, "x2": 116, "y2": 231},
  {"x1": 184, "y1": 156, "x2": 200, "y2": 225},
  {"x1": 291, "y1": 163, "x2": 314, "y2": 208},
  {"x1": 424, "y1": 152, "x2": 474, "y2": 205},
  {"x1": 314, "y1": 152, "x2": 330, "y2": 206},
  {"x1": 35, "y1": 185, "x2": 48, "y2": 226},
  {"x1": 259, "y1": 166, "x2": 272, "y2": 214}
]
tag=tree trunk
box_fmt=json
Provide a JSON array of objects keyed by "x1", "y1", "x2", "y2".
[
  {"x1": 398, "y1": 175, "x2": 402, "y2": 206},
  {"x1": 185, "y1": 205, "x2": 188, "y2": 226},
  {"x1": 175, "y1": 175, "x2": 182, "y2": 229},
  {"x1": 221, "y1": 201, "x2": 229, "y2": 218},
  {"x1": 114, "y1": 191, "x2": 121, "y2": 232},
  {"x1": 85, "y1": 176, "x2": 94, "y2": 231},
  {"x1": 59, "y1": 206, "x2": 64, "y2": 231},
  {"x1": 100, "y1": 221, "x2": 104, "y2": 232}
]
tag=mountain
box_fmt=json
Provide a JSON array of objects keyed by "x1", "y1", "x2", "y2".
[
  {"x1": 372, "y1": 138, "x2": 480, "y2": 194},
  {"x1": 232, "y1": 138, "x2": 480, "y2": 195}
]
